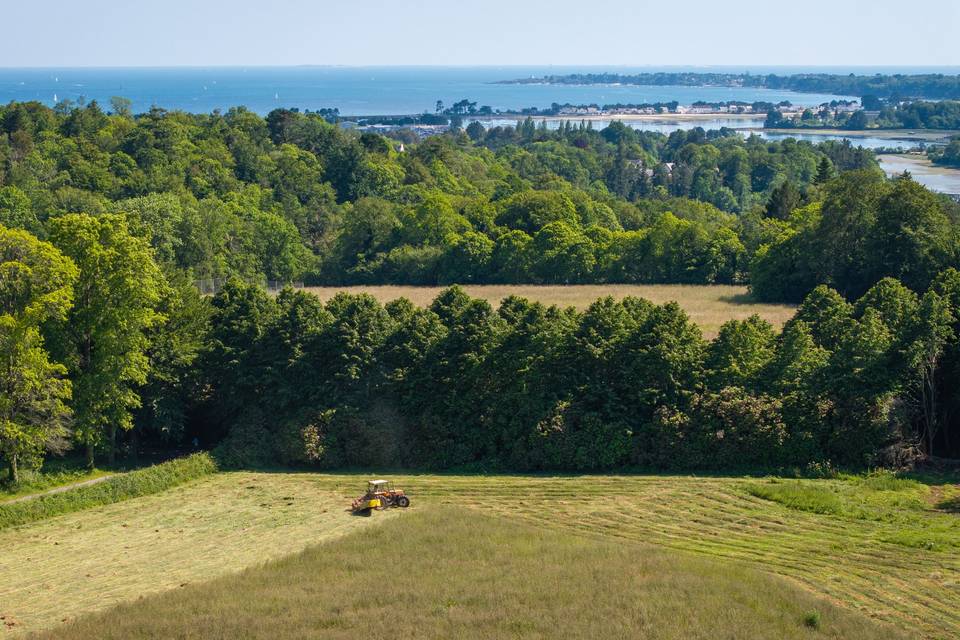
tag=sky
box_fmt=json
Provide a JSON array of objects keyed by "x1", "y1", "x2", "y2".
[{"x1": 3, "y1": 0, "x2": 958, "y2": 67}]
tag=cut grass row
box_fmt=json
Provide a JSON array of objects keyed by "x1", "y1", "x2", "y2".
[
  {"x1": 0, "y1": 453, "x2": 216, "y2": 530},
  {"x1": 2, "y1": 471, "x2": 956, "y2": 638},
  {"x1": 39, "y1": 507, "x2": 910, "y2": 640},
  {"x1": 324, "y1": 473, "x2": 959, "y2": 639},
  {"x1": 0, "y1": 471, "x2": 395, "y2": 635}
]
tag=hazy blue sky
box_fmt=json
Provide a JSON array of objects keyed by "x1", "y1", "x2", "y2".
[{"x1": 4, "y1": 0, "x2": 958, "y2": 67}]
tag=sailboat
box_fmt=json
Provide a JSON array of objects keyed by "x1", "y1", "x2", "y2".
[{"x1": 53, "y1": 93, "x2": 58, "y2": 103}]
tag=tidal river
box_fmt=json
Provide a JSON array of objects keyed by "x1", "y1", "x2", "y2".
[{"x1": 878, "y1": 155, "x2": 960, "y2": 195}]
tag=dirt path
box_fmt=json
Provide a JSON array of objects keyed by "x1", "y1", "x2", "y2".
[{"x1": 1, "y1": 475, "x2": 116, "y2": 506}]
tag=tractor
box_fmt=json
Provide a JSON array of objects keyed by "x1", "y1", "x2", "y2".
[{"x1": 351, "y1": 479, "x2": 410, "y2": 514}]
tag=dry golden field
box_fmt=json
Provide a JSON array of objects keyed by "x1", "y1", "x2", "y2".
[{"x1": 302, "y1": 284, "x2": 796, "y2": 337}]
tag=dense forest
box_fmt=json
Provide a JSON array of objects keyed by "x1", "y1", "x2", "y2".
[
  {"x1": 500, "y1": 73, "x2": 960, "y2": 100},
  {"x1": 2, "y1": 99, "x2": 960, "y2": 481},
  {"x1": 200, "y1": 275, "x2": 960, "y2": 471},
  {"x1": 0, "y1": 100, "x2": 899, "y2": 291}
]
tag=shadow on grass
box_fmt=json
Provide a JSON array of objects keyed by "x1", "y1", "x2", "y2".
[
  {"x1": 936, "y1": 495, "x2": 960, "y2": 513},
  {"x1": 717, "y1": 292, "x2": 798, "y2": 308},
  {"x1": 717, "y1": 292, "x2": 762, "y2": 305}
]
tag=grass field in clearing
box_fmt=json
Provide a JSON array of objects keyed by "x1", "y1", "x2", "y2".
[
  {"x1": 301, "y1": 284, "x2": 796, "y2": 337},
  {"x1": 2, "y1": 472, "x2": 957, "y2": 638},
  {"x1": 0, "y1": 472, "x2": 397, "y2": 634},
  {"x1": 42, "y1": 508, "x2": 909, "y2": 640}
]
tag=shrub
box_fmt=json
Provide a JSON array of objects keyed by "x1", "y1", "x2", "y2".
[{"x1": 0, "y1": 453, "x2": 217, "y2": 530}]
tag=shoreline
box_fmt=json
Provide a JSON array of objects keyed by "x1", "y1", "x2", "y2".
[
  {"x1": 467, "y1": 112, "x2": 764, "y2": 123},
  {"x1": 761, "y1": 128, "x2": 956, "y2": 142},
  {"x1": 877, "y1": 154, "x2": 960, "y2": 196}
]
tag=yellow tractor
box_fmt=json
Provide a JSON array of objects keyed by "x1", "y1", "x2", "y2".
[{"x1": 351, "y1": 479, "x2": 410, "y2": 515}]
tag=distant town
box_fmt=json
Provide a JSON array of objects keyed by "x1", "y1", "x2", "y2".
[{"x1": 332, "y1": 98, "x2": 865, "y2": 138}]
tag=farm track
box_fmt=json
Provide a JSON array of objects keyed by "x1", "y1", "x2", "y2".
[
  {"x1": 0, "y1": 474, "x2": 116, "y2": 505},
  {"x1": 1, "y1": 472, "x2": 957, "y2": 638}
]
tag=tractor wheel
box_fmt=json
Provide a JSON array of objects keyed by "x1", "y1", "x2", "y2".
[
  {"x1": 376, "y1": 497, "x2": 391, "y2": 510},
  {"x1": 396, "y1": 496, "x2": 410, "y2": 508}
]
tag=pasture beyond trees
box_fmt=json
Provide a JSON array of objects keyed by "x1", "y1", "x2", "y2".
[
  {"x1": 300, "y1": 283, "x2": 796, "y2": 337},
  {"x1": 2, "y1": 469, "x2": 956, "y2": 638}
]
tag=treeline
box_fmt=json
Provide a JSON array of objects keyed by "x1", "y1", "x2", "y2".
[
  {"x1": 2, "y1": 100, "x2": 955, "y2": 298},
  {"x1": 752, "y1": 172, "x2": 960, "y2": 302},
  {"x1": 929, "y1": 138, "x2": 960, "y2": 168},
  {"x1": 1, "y1": 101, "x2": 956, "y2": 300},
  {"x1": 764, "y1": 101, "x2": 960, "y2": 131},
  {"x1": 500, "y1": 73, "x2": 960, "y2": 100},
  {"x1": 2, "y1": 102, "x2": 960, "y2": 479},
  {"x1": 200, "y1": 273, "x2": 960, "y2": 469},
  {"x1": 0, "y1": 100, "x2": 876, "y2": 291},
  {"x1": 764, "y1": 107, "x2": 869, "y2": 131},
  {"x1": 876, "y1": 101, "x2": 960, "y2": 129},
  {"x1": 506, "y1": 100, "x2": 785, "y2": 115},
  {"x1": 5, "y1": 209, "x2": 960, "y2": 478}
]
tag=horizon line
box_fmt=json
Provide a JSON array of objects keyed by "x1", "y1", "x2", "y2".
[{"x1": 2, "y1": 64, "x2": 960, "y2": 71}]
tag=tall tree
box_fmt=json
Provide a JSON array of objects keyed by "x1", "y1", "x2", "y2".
[
  {"x1": 903, "y1": 291, "x2": 954, "y2": 455},
  {"x1": 0, "y1": 225, "x2": 78, "y2": 483},
  {"x1": 48, "y1": 214, "x2": 164, "y2": 466}
]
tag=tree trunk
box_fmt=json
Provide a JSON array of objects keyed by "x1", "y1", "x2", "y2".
[
  {"x1": 8, "y1": 454, "x2": 18, "y2": 485},
  {"x1": 108, "y1": 424, "x2": 117, "y2": 466},
  {"x1": 130, "y1": 429, "x2": 140, "y2": 463},
  {"x1": 86, "y1": 441, "x2": 95, "y2": 469}
]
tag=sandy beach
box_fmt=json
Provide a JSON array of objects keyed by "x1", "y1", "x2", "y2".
[{"x1": 878, "y1": 154, "x2": 960, "y2": 194}]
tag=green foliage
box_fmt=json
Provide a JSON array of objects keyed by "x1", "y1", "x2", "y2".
[
  {"x1": 2, "y1": 99, "x2": 960, "y2": 474},
  {"x1": 747, "y1": 471, "x2": 960, "y2": 551},
  {"x1": 198, "y1": 272, "x2": 960, "y2": 470},
  {"x1": 47, "y1": 214, "x2": 165, "y2": 464},
  {"x1": 0, "y1": 225, "x2": 78, "y2": 483},
  {"x1": 0, "y1": 100, "x2": 872, "y2": 287},
  {"x1": 752, "y1": 172, "x2": 959, "y2": 302},
  {"x1": 0, "y1": 452, "x2": 217, "y2": 529},
  {"x1": 929, "y1": 138, "x2": 960, "y2": 168}
]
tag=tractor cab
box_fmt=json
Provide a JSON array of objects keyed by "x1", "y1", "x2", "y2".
[
  {"x1": 368, "y1": 479, "x2": 392, "y2": 495},
  {"x1": 351, "y1": 479, "x2": 410, "y2": 513}
]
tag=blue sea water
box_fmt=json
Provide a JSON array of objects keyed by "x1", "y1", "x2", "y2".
[{"x1": 0, "y1": 65, "x2": 899, "y2": 116}]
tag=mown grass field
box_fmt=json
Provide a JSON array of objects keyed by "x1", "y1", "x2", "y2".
[
  {"x1": 2, "y1": 471, "x2": 957, "y2": 638},
  {"x1": 40, "y1": 508, "x2": 910, "y2": 640},
  {"x1": 301, "y1": 284, "x2": 796, "y2": 337}
]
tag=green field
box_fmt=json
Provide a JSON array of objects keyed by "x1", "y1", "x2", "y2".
[
  {"x1": 39, "y1": 508, "x2": 909, "y2": 640},
  {"x1": 2, "y1": 471, "x2": 958, "y2": 638}
]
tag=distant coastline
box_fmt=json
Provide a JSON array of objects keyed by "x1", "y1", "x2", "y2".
[{"x1": 498, "y1": 72, "x2": 960, "y2": 100}]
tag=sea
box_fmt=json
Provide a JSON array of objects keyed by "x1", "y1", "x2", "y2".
[{"x1": 4, "y1": 65, "x2": 946, "y2": 117}]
